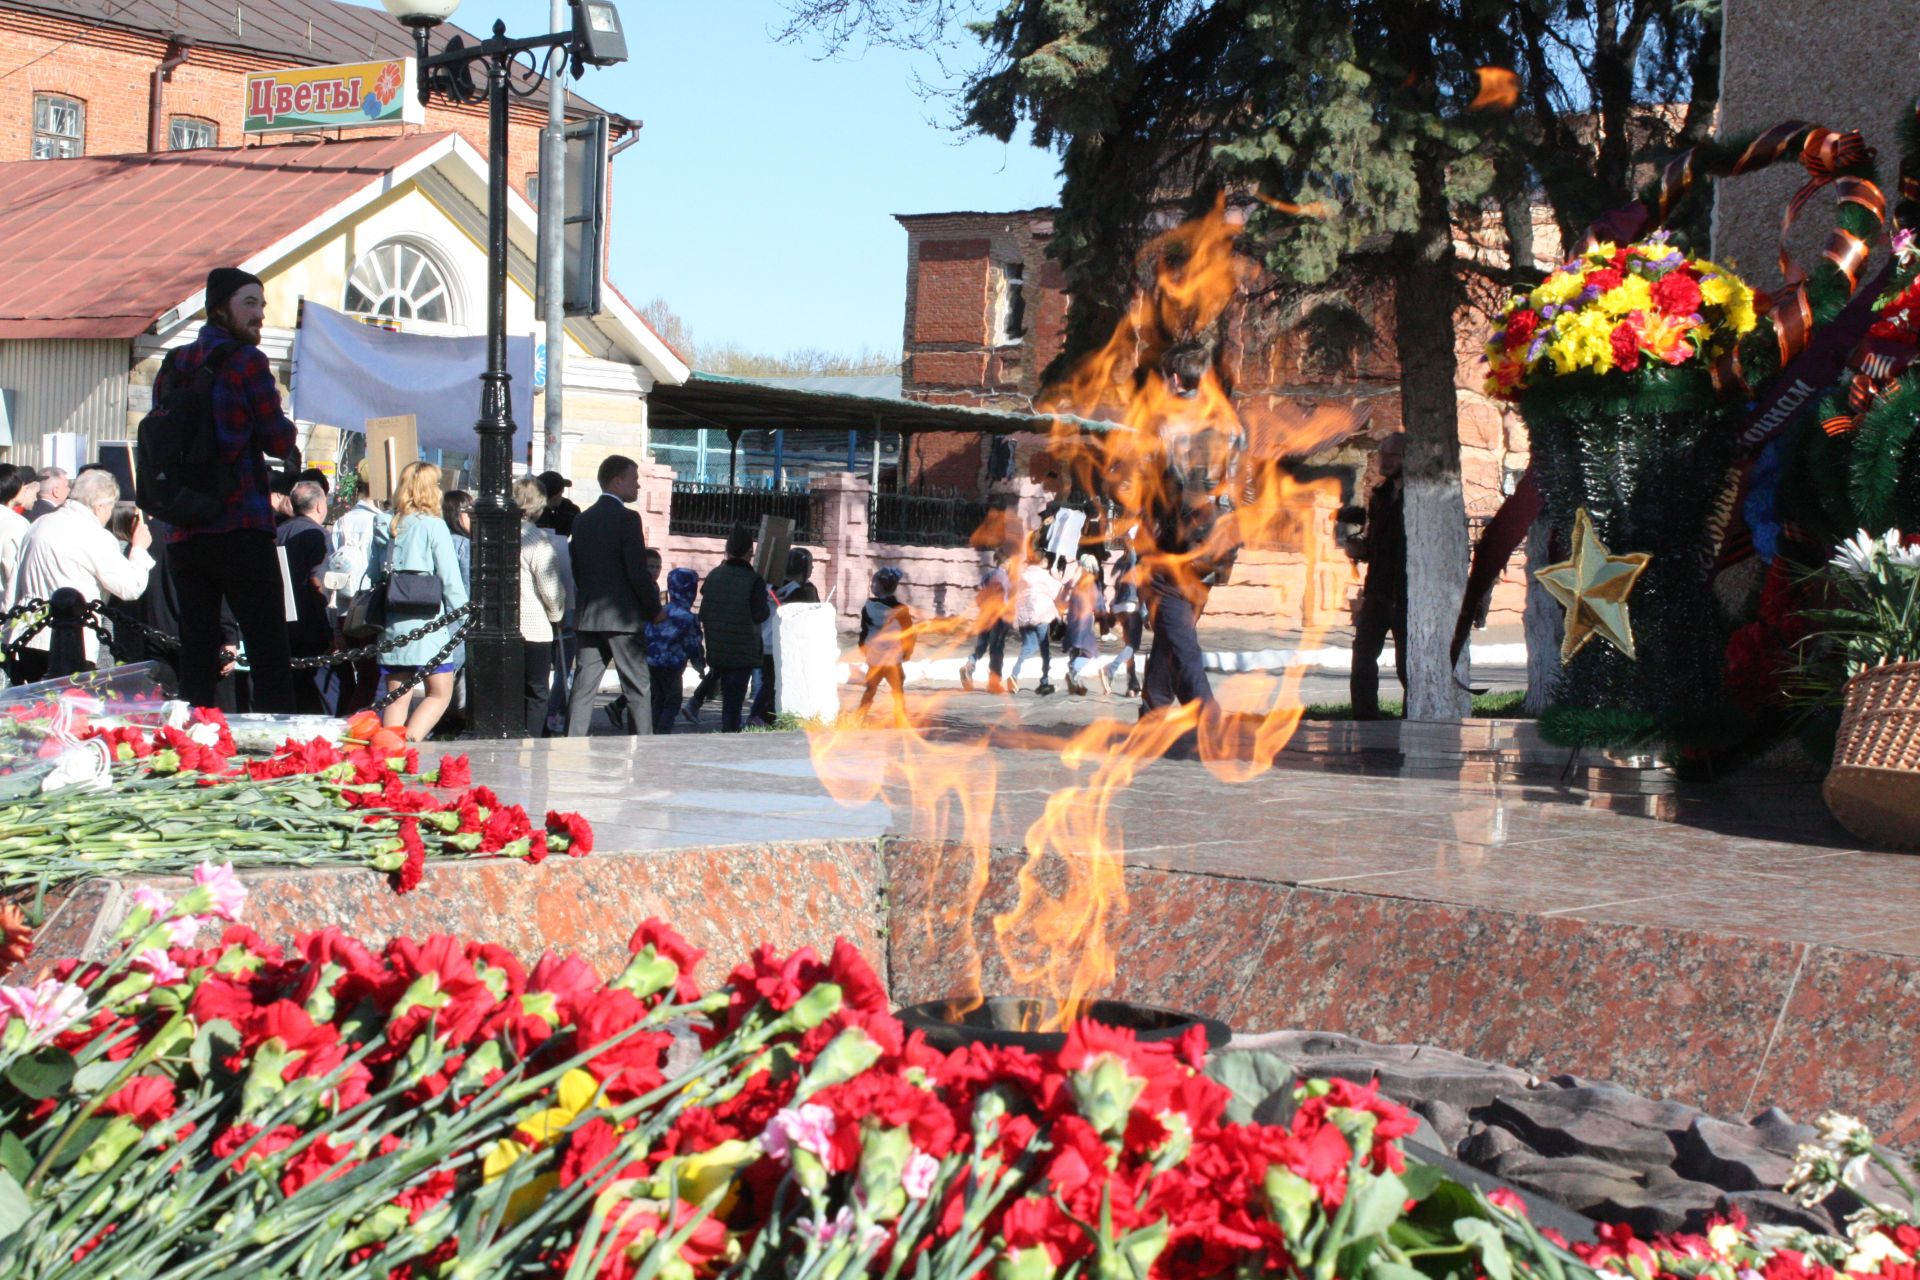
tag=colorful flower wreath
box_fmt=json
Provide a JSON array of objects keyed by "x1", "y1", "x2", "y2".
[{"x1": 1485, "y1": 233, "x2": 1760, "y2": 400}]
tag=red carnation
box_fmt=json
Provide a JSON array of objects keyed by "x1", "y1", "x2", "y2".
[
  {"x1": 558, "y1": 1115, "x2": 622, "y2": 1188},
  {"x1": 1651, "y1": 270, "x2": 1703, "y2": 317},
  {"x1": 101, "y1": 1074, "x2": 176, "y2": 1126},
  {"x1": 1585, "y1": 267, "x2": 1624, "y2": 294},
  {"x1": 395, "y1": 818, "x2": 426, "y2": 894},
  {"x1": 479, "y1": 803, "x2": 532, "y2": 853},
  {"x1": 628, "y1": 918, "x2": 705, "y2": 1002},
  {"x1": 1503, "y1": 309, "x2": 1540, "y2": 348},
  {"x1": 432, "y1": 755, "x2": 471, "y2": 787},
  {"x1": 546, "y1": 810, "x2": 594, "y2": 855},
  {"x1": 1610, "y1": 321, "x2": 1642, "y2": 372}
]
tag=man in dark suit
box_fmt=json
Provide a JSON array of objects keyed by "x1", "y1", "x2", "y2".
[
  {"x1": 28, "y1": 467, "x2": 68, "y2": 521},
  {"x1": 566, "y1": 454, "x2": 662, "y2": 736}
]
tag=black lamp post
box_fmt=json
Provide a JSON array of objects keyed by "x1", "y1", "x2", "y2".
[{"x1": 379, "y1": 0, "x2": 627, "y2": 738}]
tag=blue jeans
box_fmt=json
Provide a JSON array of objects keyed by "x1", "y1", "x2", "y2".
[
  {"x1": 1015, "y1": 625, "x2": 1051, "y2": 683},
  {"x1": 967, "y1": 620, "x2": 1008, "y2": 676}
]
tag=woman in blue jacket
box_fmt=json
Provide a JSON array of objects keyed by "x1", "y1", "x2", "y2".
[{"x1": 378, "y1": 461, "x2": 469, "y2": 740}]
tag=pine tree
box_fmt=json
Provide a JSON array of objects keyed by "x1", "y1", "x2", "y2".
[{"x1": 785, "y1": 0, "x2": 1716, "y2": 716}]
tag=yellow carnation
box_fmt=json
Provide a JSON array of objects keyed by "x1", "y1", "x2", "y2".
[
  {"x1": 1531, "y1": 270, "x2": 1585, "y2": 308},
  {"x1": 1599, "y1": 274, "x2": 1653, "y2": 318}
]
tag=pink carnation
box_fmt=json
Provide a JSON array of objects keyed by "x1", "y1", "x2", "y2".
[
  {"x1": 132, "y1": 948, "x2": 186, "y2": 985},
  {"x1": 0, "y1": 978, "x2": 88, "y2": 1042},
  {"x1": 190, "y1": 861, "x2": 247, "y2": 923},
  {"x1": 902, "y1": 1149, "x2": 939, "y2": 1200},
  {"x1": 761, "y1": 1103, "x2": 836, "y2": 1162}
]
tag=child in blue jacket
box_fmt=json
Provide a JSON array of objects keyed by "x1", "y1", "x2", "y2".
[
  {"x1": 857, "y1": 566, "x2": 915, "y2": 719},
  {"x1": 644, "y1": 567, "x2": 706, "y2": 734}
]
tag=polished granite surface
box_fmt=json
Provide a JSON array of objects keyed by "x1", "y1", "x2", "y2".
[{"x1": 447, "y1": 719, "x2": 1910, "y2": 957}]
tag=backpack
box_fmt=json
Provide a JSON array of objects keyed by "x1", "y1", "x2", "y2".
[{"x1": 135, "y1": 342, "x2": 241, "y2": 529}]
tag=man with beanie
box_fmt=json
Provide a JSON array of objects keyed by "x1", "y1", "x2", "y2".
[{"x1": 155, "y1": 267, "x2": 300, "y2": 711}]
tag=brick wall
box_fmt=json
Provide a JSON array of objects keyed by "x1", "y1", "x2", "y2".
[{"x1": 0, "y1": 8, "x2": 567, "y2": 202}]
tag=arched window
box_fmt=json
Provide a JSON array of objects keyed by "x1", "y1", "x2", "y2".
[{"x1": 343, "y1": 240, "x2": 455, "y2": 324}]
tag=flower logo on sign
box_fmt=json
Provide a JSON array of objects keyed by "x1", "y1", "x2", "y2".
[{"x1": 373, "y1": 62, "x2": 404, "y2": 106}]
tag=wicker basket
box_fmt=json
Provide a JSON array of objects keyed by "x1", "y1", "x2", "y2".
[{"x1": 1824, "y1": 660, "x2": 1920, "y2": 849}]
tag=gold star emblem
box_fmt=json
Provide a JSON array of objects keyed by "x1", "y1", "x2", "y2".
[{"x1": 1534, "y1": 508, "x2": 1651, "y2": 663}]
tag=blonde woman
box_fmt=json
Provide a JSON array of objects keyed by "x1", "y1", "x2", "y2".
[{"x1": 378, "y1": 461, "x2": 469, "y2": 740}]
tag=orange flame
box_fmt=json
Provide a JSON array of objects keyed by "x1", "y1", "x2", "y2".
[
  {"x1": 811, "y1": 195, "x2": 1358, "y2": 1029},
  {"x1": 1470, "y1": 67, "x2": 1520, "y2": 112}
]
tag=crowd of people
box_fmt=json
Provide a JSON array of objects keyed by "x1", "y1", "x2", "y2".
[{"x1": 0, "y1": 266, "x2": 1414, "y2": 735}]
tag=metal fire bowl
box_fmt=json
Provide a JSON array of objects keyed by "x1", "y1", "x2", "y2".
[{"x1": 896, "y1": 996, "x2": 1232, "y2": 1056}]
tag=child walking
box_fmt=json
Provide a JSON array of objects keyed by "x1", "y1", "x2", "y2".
[
  {"x1": 644, "y1": 567, "x2": 706, "y2": 735},
  {"x1": 857, "y1": 566, "x2": 915, "y2": 719}
]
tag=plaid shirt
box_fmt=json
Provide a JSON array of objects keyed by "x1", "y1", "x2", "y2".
[{"x1": 160, "y1": 323, "x2": 297, "y2": 541}]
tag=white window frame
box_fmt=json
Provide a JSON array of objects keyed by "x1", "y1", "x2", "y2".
[
  {"x1": 343, "y1": 238, "x2": 461, "y2": 328},
  {"x1": 168, "y1": 116, "x2": 217, "y2": 150},
  {"x1": 991, "y1": 260, "x2": 1026, "y2": 346},
  {"x1": 31, "y1": 94, "x2": 83, "y2": 159}
]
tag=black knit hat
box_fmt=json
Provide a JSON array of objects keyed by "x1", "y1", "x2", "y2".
[{"x1": 205, "y1": 267, "x2": 263, "y2": 314}]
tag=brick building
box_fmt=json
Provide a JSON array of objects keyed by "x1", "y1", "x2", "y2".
[
  {"x1": 892, "y1": 207, "x2": 1533, "y2": 626},
  {"x1": 0, "y1": 0, "x2": 632, "y2": 204}
]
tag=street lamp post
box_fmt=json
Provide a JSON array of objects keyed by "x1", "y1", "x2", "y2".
[{"x1": 379, "y1": 0, "x2": 626, "y2": 739}]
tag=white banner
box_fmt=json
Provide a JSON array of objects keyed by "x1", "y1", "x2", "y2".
[{"x1": 290, "y1": 303, "x2": 535, "y2": 454}]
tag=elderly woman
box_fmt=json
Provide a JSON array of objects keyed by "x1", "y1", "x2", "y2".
[{"x1": 514, "y1": 476, "x2": 571, "y2": 737}]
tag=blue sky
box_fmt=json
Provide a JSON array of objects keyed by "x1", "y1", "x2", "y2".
[{"x1": 357, "y1": 1, "x2": 1063, "y2": 358}]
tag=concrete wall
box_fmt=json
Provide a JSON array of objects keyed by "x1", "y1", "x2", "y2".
[{"x1": 1714, "y1": 3, "x2": 1920, "y2": 290}]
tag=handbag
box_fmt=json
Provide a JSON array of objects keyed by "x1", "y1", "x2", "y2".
[
  {"x1": 343, "y1": 578, "x2": 386, "y2": 642},
  {"x1": 383, "y1": 568, "x2": 443, "y2": 619}
]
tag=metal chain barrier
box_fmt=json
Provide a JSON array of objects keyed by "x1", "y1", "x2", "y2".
[{"x1": 5, "y1": 596, "x2": 474, "y2": 713}]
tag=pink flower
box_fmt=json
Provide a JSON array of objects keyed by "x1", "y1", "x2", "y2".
[
  {"x1": 189, "y1": 862, "x2": 247, "y2": 923},
  {"x1": 761, "y1": 1103, "x2": 836, "y2": 1162},
  {"x1": 0, "y1": 978, "x2": 88, "y2": 1042},
  {"x1": 799, "y1": 1206, "x2": 886, "y2": 1251},
  {"x1": 902, "y1": 1148, "x2": 939, "y2": 1200},
  {"x1": 132, "y1": 949, "x2": 186, "y2": 984},
  {"x1": 131, "y1": 887, "x2": 201, "y2": 946}
]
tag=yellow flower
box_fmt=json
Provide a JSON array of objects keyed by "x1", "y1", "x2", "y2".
[
  {"x1": 1699, "y1": 268, "x2": 1759, "y2": 334},
  {"x1": 1599, "y1": 274, "x2": 1653, "y2": 318},
  {"x1": 1531, "y1": 270, "x2": 1585, "y2": 308},
  {"x1": 516, "y1": 1068, "x2": 603, "y2": 1144},
  {"x1": 1546, "y1": 309, "x2": 1617, "y2": 375},
  {"x1": 485, "y1": 1137, "x2": 531, "y2": 1183},
  {"x1": 483, "y1": 1138, "x2": 562, "y2": 1225},
  {"x1": 672, "y1": 1139, "x2": 759, "y2": 1214}
]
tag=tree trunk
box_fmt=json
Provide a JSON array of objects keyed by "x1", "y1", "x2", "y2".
[
  {"x1": 1522, "y1": 517, "x2": 1561, "y2": 714},
  {"x1": 1394, "y1": 150, "x2": 1473, "y2": 721}
]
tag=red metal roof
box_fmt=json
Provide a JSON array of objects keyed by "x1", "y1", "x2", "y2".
[{"x1": 0, "y1": 133, "x2": 449, "y2": 340}]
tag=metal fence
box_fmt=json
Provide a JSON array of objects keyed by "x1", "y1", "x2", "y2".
[
  {"x1": 668, "y1": 481, "x2": 820, "y2": 541},
  {"x1": 869, "y1": 489, "x2": 994, "y2": 548}
]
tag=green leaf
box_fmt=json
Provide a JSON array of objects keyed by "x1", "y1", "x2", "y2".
[
  {"x1": 1202, "y1": 1050, "x2": 1295, "y2": 1125},
  {"x1": 4, "y1": 1047, "x2": 75, "y2": 1100},
  {"x1": 48, "y1": 1117, "x2": 104, "y2": 1171},
  {"x1": 1370, "y1": 1262, "x2": 1432, "y2": 1280},
  {"x1": 1344, "y1": 1168, "x2": 1410, "y2": 1240},
  {"x1": 0, "y1": 1168, "x2": 30, "y2": 1236},
  {"x1": 0, "y1": 1131, "x2": 29, "y2": 1184},
  {"x1": 71, "y1": 1059, "x2": 124, "y2": 1095},
  {"x1": 1399, "y1": 1157, "x2": 1446, "y2": 1203},
  {"x1": 191, "y1": 1018, "x2": 240, "y2": 1080},
  {"x1": 1454, "y1": 1216, "x2": 1515, "y2": 1280}
]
